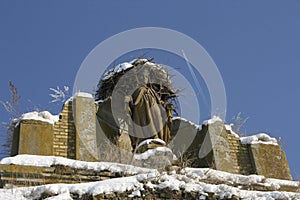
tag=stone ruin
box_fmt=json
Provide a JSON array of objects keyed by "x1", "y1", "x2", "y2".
[{"x1": 6, "y1": 58, "x2": 293, "y2": 181}]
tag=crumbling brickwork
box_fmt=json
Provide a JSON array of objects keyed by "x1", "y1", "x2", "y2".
[
  {"x1": 226, "y1": 134, "x2": 254, "y2": 175},
  {"x1": 53, "y1": 102, "x2": 76, "y2": 159}
]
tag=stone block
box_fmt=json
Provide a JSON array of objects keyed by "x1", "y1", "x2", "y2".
[
  {"x1": 172, "y1": 118, "x2": 235, "y2": 173},
  {"x1": 206, "y1": 121, "x2": 235, "y2": 174},
  {"x1": 170, "y1": 118, "x2": 200, "y2": 162},
  {"x1": 18, "y1": 120, "x2": 54, "y2": 156},
  {"x1": 74, "y1": 93, "x2": 99, "y2": 161},
  {"x1": 250, "y1": 143, "x2": 292, "y2": 180}
]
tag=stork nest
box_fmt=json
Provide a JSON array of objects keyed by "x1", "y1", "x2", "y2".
[{"x1": 95, "y1": 58, "x2": 177, "y2": 105}]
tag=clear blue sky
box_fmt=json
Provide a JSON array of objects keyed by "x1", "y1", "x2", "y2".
[{"x1": 0, "y1": 1, "x2": 299, "y2": 178}]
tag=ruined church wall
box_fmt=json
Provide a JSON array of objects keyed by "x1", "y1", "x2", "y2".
[{"x1": 10, "y1": 100, "x2": 293, "y2": 180}]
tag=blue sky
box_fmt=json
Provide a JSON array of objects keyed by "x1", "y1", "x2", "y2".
[{"x1": 0, "y1": 1, "x2": 299, "y2": 178}]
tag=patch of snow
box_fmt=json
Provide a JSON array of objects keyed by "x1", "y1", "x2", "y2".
[
  {"x1": 266, "y1": 178, "x2": 299, "y2": 188},
  {"x1": 240, "y1": 133, "x2": 278, "y2": 145},
  {"x1": 15, "y1": 111, "x2": 59, "y2": 125},
  {"x1": 89, "y1": 176, "x2": 144, "y2": 196},
  {"x1": 0, "y1": 155, "x2": 157, "y2": 175},
  {"x1": 0, "y1": 188, "x2": 28, "y2": 200},
  {"x1": 133, "y1": 147, "x2": 175, "y2": 160},
  {"x1": 202, "y1": 115, "x2": 223, "y2": 125},
  {"x1": 102, "y1": 62, "x2": 133, "y2": 80},
  {"x1": 172, "y1": 116, "x2": 202, "y2": 130},
  {"x1": 44, "y1": 192, "x2": 72, "y2": 200},
  {"x1": 182, "y1": 168, "x2": 265, "y2": 186},
  {"x1": 64, "y1": 92, "x2": 94, "y2": 104},
  {"x1": 156, "y1": 174, "x2": 183, "y2": 191},
  {"x1": 95, "y1": 99, "x2": 104, "y2": 104},
  {"x1": 165, "y1": 169, "x2": 299, "y2": 199},
  {"x1": 224, "y1": 124, "x2": 240, "y2": 138},
  {"x1": 136, "y1": 138, "x2": 166, "y2": 149},
  {"x1": 5, "y1": 176, "x2": 144, "y2": 200},
  {"x1": 128, "y1": 190, "x2": 141, "y2": 198},
  {"x1": 144, "y1": 61, "x2": 157, "y2": 67},
  {"x1": 74, "y1": 92, "x2": 93, "y2": 99}
]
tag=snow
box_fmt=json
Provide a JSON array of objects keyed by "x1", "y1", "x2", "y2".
[
  {"x1": 266, "y1": 178, "x2": 299, "y2": 189},
  {"x1": 102, "y1": 62, "x2": 133, "y2": 80},
  {"x1": 128, "y1": 190, "x2": 141, "y2": 198},
  {"x1": 0, "y1": 155, "x2": 157, "y2": 175},
  {"x1": 136, "y1": 138, "x2": 166, "y2": 149},
  {"x1": 44, "y1": 192, "x2": 72, "y2": 200},
  {"x1": 0, "y1": 189, "x2": 28, "y2": 200},
  {"x1": 89, "y1": 176, "x2": 144, "y2": 196},
  {"x1": 0, "y1": 176, "x2": 144, "y2": 200},
  {"x1": 64, "y1": 92, "x2": 94, "y2": 105},
  {"x1": 0, "y1": 163, "x2": 299, "y2": 200},
  {"x1": 224, "y1": 124, "x2": 240, "y2": 138},
  {"x1": 240, "y1": 133, "x2": 278, "y2": 145},
  {"x1": 101, "y1": 59, "x2": 168, "y2": 82},
  {"x1": 74, "y1": 92, "x2": 93, "y2": 99},
  {"x1": 202, "y1": 115, "x2": 223, "y2": 125},
  {"x1": 15, "y1": 111, "x2": 59, "y2": 125},
  {"x1": 133, "y1": 147, "x2": 175, "y2": 160},
  {"x1": 95, "y1": 99, "x2": 104, "y2": 104},
  {"x1": 182, "y1": 168, "x2": 265, "y2": 186}
]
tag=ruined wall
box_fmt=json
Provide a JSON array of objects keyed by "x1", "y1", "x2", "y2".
[
  {"x1": 226, "y1": 132, "x2": 292, "y2": 180},
  {"x1": 226, "y1": 134, "x2": 254, "y2": 175},
  {"x1": 11, "y1": 94, "x2": 99, "y2": 162},
  {"x1": 173, "y1": 118, "x2": 292, "y2": 180},
  {"x1": 10, "y1": 97, "x2": 293, "y2": 180},
  {"x1": 53, "y1": 101, "x2": 76, "y2": 159}
]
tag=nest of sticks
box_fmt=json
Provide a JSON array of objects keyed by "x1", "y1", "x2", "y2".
[{"x1": 95, "y1": 58, "x2": 177, "y2": 107}]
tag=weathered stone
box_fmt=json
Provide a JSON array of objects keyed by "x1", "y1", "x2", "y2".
[
  {"x1": 170, "y1": 118, "x2": 199, "y2": 159},
  {"x1": 250, "y1": 143, "x2": 292, "y2": 180},
  {"x1": 172, "y1": 119, "x2": 235, "y2": 173},
  {"x1": 17, "y1": 120, "x2": 54, "y2": 156},
  {"x1": 74, "y1": 94, "x2": 99, "y2": 162},
  {"x1": 207, "y1": 121, "x2": 235, "y2": 174},
  {"x1": 96, "y1": 97, "x2": 119, "y2": 145},
  {"x1": 133, "y1": 147, "x2": 175, "y2": 169}
]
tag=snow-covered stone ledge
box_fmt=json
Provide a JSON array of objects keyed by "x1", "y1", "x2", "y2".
[
  {"x1": 0, "y1": 155, "x2": 299, "y2": 200},
  {"x1": 0, "y1": 155, "x2": 157, "y2": 175}
]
